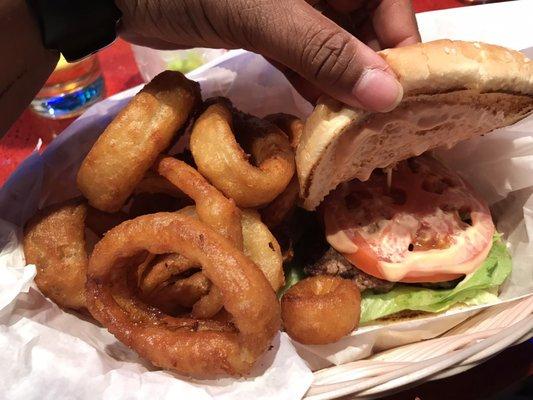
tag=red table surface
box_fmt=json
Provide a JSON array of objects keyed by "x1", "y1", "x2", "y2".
[
  {"x1": 1, "y1": 1, "x2": 531, "y2": 397},
  {"x1": 0, "y1": 0, "x2": 467, "y2": 185}
]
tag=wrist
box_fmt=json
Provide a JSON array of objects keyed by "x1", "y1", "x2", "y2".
[{"x1": 27, "y1": 0, "x2": 121, "y2": 62}]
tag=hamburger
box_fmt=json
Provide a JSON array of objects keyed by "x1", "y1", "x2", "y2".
[{"x1": 291, "y1": 40, "x2": 533, "y2": 324}]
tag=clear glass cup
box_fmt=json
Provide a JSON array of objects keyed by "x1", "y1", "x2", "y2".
[{"x1": 31, "y1": 55, "x2": 105, "y2": 119}]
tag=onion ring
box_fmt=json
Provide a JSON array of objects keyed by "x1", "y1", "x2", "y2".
[
  {"x1": 149, "y1": 271, "x2": 211, "y2": 314},
  {"x1": 139, "y1": 207, "x2": 284, "y2": 314},
  {"x1": 190, "y1": 100, "x2": 295, "y2": 208},
  {"x1": 138, "y1": 252, "x2": 209, "y2": 315},
  {"x1": 129, "y1": 192, "x2": 193, "y2": 218},
  {"x1": 140, "y1": 252, "x2": 197, "y2": 294},
  {"x1": 23, "y1": 199, "x2": 88, "y2": 310},
  {"x1": 260, "y1": 114, "x2": 303, "y2": 228},
  {"x1": 191, "y1": 286, "x2": 224, "y2": 319},
  {"x1": 241, "y1": 210, "x2": 284, "y2": 291},
  {"x1": 134, "y1": 209, "x2": 206, "y2": 316},
  {"x1": 155, "y1": 156, "x2": 243, "y2": 248},
  {"x1": 154, "y1": 158, "x2": 242, "y2": 317},
  {"x1": 86, "y1": 212, "x2": 280, "y2": 377},
  {"x1": 134, "y1": 170, "x2": 187, "y2": 198},
  {"x1": 281, "y1": 276, "x2": 361, "y2": 344},
  {"x1": 173, "y1": 272, "x2": 211, "y2": 307},
  {"x1": 77, "y1": 71, "x2": 200, "y2": 212},
  {"x1": 130, "y1": 170, "x2": 193, "y2": 217}
]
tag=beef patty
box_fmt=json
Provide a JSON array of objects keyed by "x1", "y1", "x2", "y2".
[
  {"x1": 304, "y1": 248, "x2": 394, "y2": 293},
  {"x1": 305, "y1": 247, "x2": 462, "y2": 293}
]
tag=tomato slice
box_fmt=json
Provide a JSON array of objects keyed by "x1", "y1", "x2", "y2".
[{"x1": 323, "y1": 155, "x2": 495, "y2": 283}]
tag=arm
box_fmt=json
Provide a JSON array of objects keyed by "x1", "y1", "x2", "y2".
[{"x1": 0, "y1": 0, "x2": 58, "y2": 137}]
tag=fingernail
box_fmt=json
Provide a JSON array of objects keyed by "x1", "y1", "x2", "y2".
[{"x1": 352, "y1": 69, "x2": 403, "y2": 112}]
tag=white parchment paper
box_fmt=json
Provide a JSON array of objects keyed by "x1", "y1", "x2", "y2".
[{"x1": 1, "y1": 3, "x2": 533, "y2": 397}]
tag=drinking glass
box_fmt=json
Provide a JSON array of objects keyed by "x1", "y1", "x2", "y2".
[{"x1": 31, "y1": 54, "x2": 104, "y2": 119}]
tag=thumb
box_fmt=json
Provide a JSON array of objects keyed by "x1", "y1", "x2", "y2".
[{"x1": 251, "y1": 1, "x2": 403, "y2": 112}]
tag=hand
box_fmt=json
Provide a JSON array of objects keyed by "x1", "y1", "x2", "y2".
[{"x1": 115, "y1": 0, "x2": 420, "y2": 112}]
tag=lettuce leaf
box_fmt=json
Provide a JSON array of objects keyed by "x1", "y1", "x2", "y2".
[
  {"x1": 278, "y1": 261, "x2": 306, "y2": 298},
  {"x1": 166, "y1": 52, "x2": 204, "y2": 73},
  {"x1": 360, "y1": 235, "x2": 512, "y2": 324}
]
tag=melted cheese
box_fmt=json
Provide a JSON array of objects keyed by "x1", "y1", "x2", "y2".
[
  {"x1": 325, "y1": 194, "x2": 360, "y2": 253},
  {"x1": 326, "y1": 229, "x2": 358, "y2": 254},
  {"x1": 377, "y1": 224, "x2": 494, "y2": 281}
]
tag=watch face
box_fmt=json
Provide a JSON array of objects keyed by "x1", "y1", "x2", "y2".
[{"x1": 29, "y1": 0, "x2": 122, "y2": 62}]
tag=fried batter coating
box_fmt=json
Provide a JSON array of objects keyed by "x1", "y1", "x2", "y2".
[
  {"x1": 281, "y1": 276, "x2": 361, "y2": 345},
  {"x1": 190, "y1": 100, "x2": 295, "y2": 208},
  {"x1": 77, "y1": 71, "x2": 200, "y2": 212},
  {"x1": 86, "y1": 212, "x2": 280, "y2": 377},
  {"x1": 23, "y1": 199, "x2": 88, "y2": 310}
]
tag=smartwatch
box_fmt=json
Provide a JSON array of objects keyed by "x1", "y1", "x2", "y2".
[{"x1": 27, "y1": 0, "x2": 122, "y2": 62}]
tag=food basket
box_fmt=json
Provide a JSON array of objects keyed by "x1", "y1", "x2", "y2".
[{"x1": 1, "y1": 2, "x2": 532, "y2": 399}]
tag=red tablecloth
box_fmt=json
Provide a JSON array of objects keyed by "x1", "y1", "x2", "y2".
[{"x1": 0, "y1": 0, "x2": 466, "y2": 185}]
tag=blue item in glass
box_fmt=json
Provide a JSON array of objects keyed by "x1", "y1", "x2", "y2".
[{"x1": 31, "y1": 77, "x2": 104, "y2": 119}]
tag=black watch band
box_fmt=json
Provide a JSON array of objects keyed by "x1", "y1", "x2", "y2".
[{"x1": 27, "y1": 0, "x2": 122, "y2": 62}]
